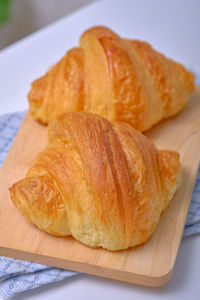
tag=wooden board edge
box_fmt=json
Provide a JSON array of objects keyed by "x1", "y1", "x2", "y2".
[
  {"x1": 0, "y1": 245, "x2": 174, "y2": 287},
  {"x1": 169, "y1": 157, "x2": 200, "y2": 268}
]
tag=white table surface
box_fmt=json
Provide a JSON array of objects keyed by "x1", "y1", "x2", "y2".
[{"x1": 0, "y1": 0, "x2": 200, "y2": 299}]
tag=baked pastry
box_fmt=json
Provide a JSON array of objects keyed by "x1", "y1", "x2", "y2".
[
  {"x1": 10, "y1": 112, "x2": 182, "y2": 250},
  {"x1": 28, "y1": 26, "x2": 194, "y2": 131}
]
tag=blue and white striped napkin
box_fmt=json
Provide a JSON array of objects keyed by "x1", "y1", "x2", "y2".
[{"x1": 0, "y1": 108, "x2": 199, "y2": 299}]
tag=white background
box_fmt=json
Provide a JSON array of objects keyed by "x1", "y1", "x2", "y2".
[
  {"x1": 0, "y1": 0, "x2": 96, "y2": 50},
  {"x1": 0, "y1": 0, "x2": 200, "y2": 299}
]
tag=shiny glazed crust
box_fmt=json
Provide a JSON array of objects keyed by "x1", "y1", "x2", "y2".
[
  {"x1": 10, "y1": 112, "x2": 182, "y2": 250},
  {"x1": 28, "y1": 26, "x2": 194, "y2": 131}
]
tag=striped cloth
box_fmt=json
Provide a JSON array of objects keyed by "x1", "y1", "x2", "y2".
[{"x1": 0, "y1": 110, "x2": 199, "y2": 299}]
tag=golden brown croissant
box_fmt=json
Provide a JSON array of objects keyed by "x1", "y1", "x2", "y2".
[
  {"x1": 10, "y1": 112, "x2": 182, "y2": 250},
  {"x1": 28, "y1": 26, "x2": 194, "y2": 131}
]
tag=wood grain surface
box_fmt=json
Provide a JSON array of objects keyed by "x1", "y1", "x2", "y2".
[{"x1": 0, "y1": 86, "x2": 200, "y2": 287}]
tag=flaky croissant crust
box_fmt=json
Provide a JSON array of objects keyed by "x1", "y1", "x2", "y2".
[
  {"x1": 10, "y1": 112, "x2": 182, "y2": 250},
  {"x1": 28, "y1": 26, "x2": 194, "y2": 132}
]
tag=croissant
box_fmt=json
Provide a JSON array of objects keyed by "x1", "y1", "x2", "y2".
[
  {"x1": 28, "y1": 26, "x2": 194, "y2": 132},
  {"x1": 10, "y1": 112, "x2": 182, "y2": 250}
]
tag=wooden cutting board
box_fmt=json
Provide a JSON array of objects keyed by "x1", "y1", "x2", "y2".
[{"x1": 0, "y1": 86, "x2": 200, "y2": 287}]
